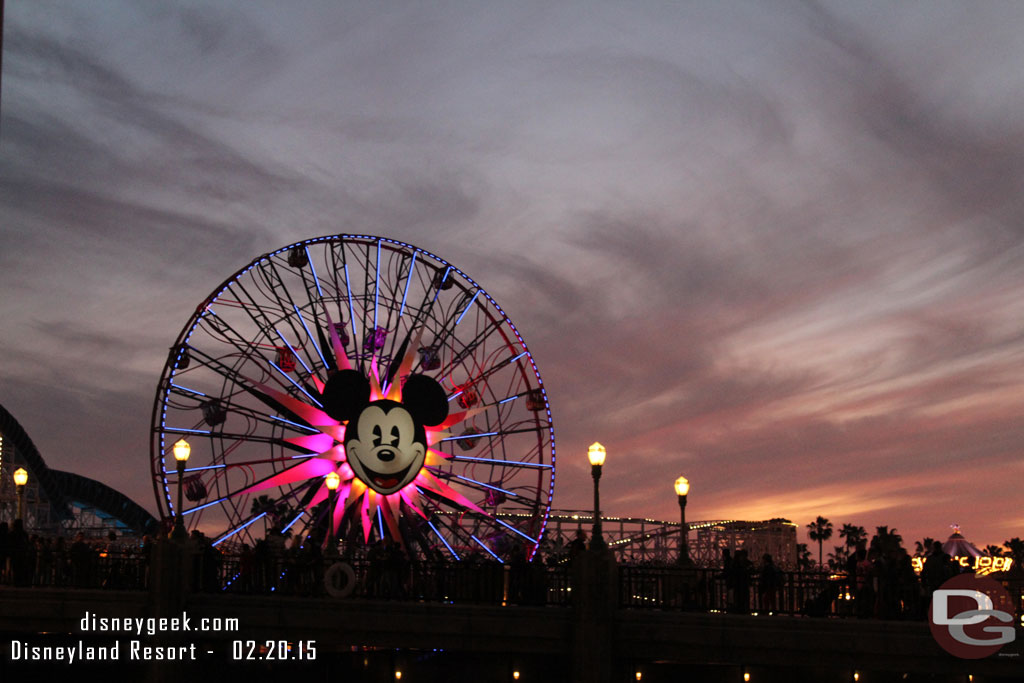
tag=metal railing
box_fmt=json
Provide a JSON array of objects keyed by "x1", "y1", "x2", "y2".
[
  {"x1": 619, "y1": 566, "x2": 839, "y2": 616},
  {"x1": 4, "y1": 549, "x2": 1021, "y2": 624}
]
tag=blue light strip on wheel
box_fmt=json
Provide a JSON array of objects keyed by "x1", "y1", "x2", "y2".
[
  {"x1": 282, "y1": 511, "x2": 305, "y2": 533},
  {"x1": 427, "y1": 520, "x2": 460, "y2": 560},
  {"x1": 274, "y1": 328, "x2": 314, "y2": 375},
  {"x1": 399, "y1": 251, "x2": 417, "y2": 319},
  {"x1": 344, "y1": 263, "x2": 359, "y2": 348},
  {"x1": 270, "y1": 415, "x2": 317, "y2": 433},
  {"x1": 292, "y1": 305, "x2": 328, "y2": 368},
  {"x1": 448, "y1": 473, "x2": 518, "y2": 497},
  {"x1": 433, "y1": 266, "x2": 451, "y2": 301},
  {"x1": 304, "y1": 246, "x2": 324, "y2": 298},
  {"x1": 376, "y1": 506, "x2": 384, "y2": 539},
  {"x1": 268, "y1": 360, "x2": 324, "y2": 408},
  {"x1": 494, "y1": 517, "x2": 538, "y2": 544},
  {"x1": 166, "y1": 427, "x2": 211, "y2": 435},
  {"x1": 440, "y1": 432, "x2": 499, "y2": 441},
  {"x1": 447, "y1": 390, "x2": 464, "y2": 403},
  {"x1": 450, "y1": 455, "x2": 552, "y2": 469},
  {"x1": 373, "y1": 240, "x2": 380, "y2": 332},
  {"x1": 213, "y1": 512, "x2": 266, "y2": 547},
  {"x1": 170, "y1": 383, "x2": 207, "y2": 397},
  {"x1": 183, "y1": 464, "x2": 226, "y2": 473},
  {"x1": 498, "y1": 395, "x2": 518, "y2": 404},
  {"x1": 471, "y1": 535, "x2": 502, "y2": 562},
  {"x1": 183, "y1": 497, "x2": 226, "y2": 516},
  {"x1": 454, "y1": 290, "x2": 480, "y2": 326},
  {"x1": 507, "y1": 351, "x2": 528, "y2": 364}
]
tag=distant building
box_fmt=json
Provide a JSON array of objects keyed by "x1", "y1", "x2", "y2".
[
  {"x1": 0, "y1": 403, "x2": 158, "y2": 536},
  {"x1": 691, "y1": 519, "x2": 799, "y2": 569},
  {"x1": 909, "y1": 527, "x2": 1014, "y2": 576}
]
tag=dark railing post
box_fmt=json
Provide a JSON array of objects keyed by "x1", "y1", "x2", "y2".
[{"x1": 571, "y1": 544, "x2": 617, "y2": 683}]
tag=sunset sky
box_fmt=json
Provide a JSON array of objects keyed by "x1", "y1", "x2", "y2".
[{"x1": 3, "y1": 2, "x2": 1024, "y2": 552}]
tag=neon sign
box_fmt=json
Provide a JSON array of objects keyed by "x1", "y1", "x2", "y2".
[{"x1": 911, "y1": 556, "x2": 1014, "y2": 577}]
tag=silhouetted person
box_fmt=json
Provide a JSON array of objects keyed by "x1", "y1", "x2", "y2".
[
  {"x1": 9, "y1": 520, "x2": 31, "y2": 587},
  {"x1": 0, "y1": 522, "x2": 9, "y2": 584},
  {"x1": 719, "y1": 548, "x2": 734, "y2": 611},
  {"x1": 853, "y1": 547, "x2": 871, "y2": 618},
  {"x1": 568, "y1": 529, "x2": 587, "y2": 560},
  {"x1": 921, "y1": 540, "x2": 955, "y2": 613},
  {"x1": 732, "y1": 549, "x2": 753, "y2": 614},
  {"x1": 758, "y1": 553, "x2": 781, "y2": 613},
  {"x1": 895, "y1": 550, "x2": 919, "y2": 619}
]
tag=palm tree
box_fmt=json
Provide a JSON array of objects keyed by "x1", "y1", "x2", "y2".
[
  {"x1": 914, "y1": 537, "x2": 937, "y2": 556},
  {"x1": 871, "y1": 526, "x2": 903, "y2": 556},
  {"x1": 839, "y1": 523, "x2": 866, "y2": 551},
  {"x1": 984, "y1": 545, "x2": 1005, "y2": 557},
  {"x1": 249, "y1": 495, "x2": 289, "y2": 536},
  {"x1": 828, "y1": 545, "x2": 847, "y2": 570},
  {"x1": 796, "y1": 543, "x2": 812, "y2": 570},
  {"x1": 1004, "y1": 537, "x2": 1024, "y2": 564},
  {"x1": 807, "y1": 516, "x2": 833, "y2": 570}
]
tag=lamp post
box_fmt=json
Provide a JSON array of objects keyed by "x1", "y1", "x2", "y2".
[
  {"x1": 325, "y1": 471, "x2": 340, "y2": 558},
  {"x1": 675, "y1": 476, "x2": 690, "y2": 565},
  {"x1": 587, "y1": 442, "x2": 606, "y2": 550},
  {"x1": 13, "y1": 467, "x2": 28, "y2": 521},
  {"x1": 172, "y1": 439, "x2": 191, "y2": 541}
]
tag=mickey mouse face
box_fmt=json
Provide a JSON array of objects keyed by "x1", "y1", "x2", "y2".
[
  {"x1": 345, "y1": 401, "x2": 425, "y2": 495},
  {"x1": 322, "y1": 369, "x2": 449, "y2": 496}
]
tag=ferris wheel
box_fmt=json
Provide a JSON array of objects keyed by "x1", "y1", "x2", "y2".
[{"x1": 150, "y1": 236, "x2": 555, "y2": 561}]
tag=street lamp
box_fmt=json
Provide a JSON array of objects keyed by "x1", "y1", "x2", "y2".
[
  {"x1": 13, "y1": 467, "x2": 28, "y2": 521},
  {"x1": 675, "y1": 476, "x2": 690, "y2": 565},
  {"x1": 172, "y1": 439, "x2": 191, "y2": 541},
  {"x1": 587, "y1": 442, "x2": 606, "y2": 549},
  {"x1": 325, "y1": 471, "x2": 340, "y2": 558}
]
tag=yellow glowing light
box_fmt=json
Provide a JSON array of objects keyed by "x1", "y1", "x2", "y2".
[
  {"x1": 514, "y1": 672, "x2": 520, "y2": 680},
  {"x1": 636, "y1": 672, "x2": 642, "y2": 681},
  {"x1": 173, "y1": 438, "x2": 191, "y2": 462},
  {"x1": 395, "y1": 672, "x2": 402, "y2": 680},
  {"x1": 587, "y1": 442, "x2": 606, "y2": 467},
  {"x1": 674, "y1": 476, "x2": 690, "y2": 497},
  {"x1": 854, "y1": 673, "x2": 860, "y2": 682},
  {"x1": 325, "y1": 471, "x2": 341, "y2": 491},
  {"x1": 744, "y1": 674, "x2": 751, "y2": 682},
  {"x1": 13, "y1": 467, "x2": 28, "y2": 487},
  {"x1": 911, "y1": 555, "x2": 1012, "y2": 577}
]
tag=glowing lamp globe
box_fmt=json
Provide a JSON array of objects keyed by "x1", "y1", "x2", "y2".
[
  {"x1": 13, "y1": 467, "x2": 28, "y2": 487},
  {"x1": 173, "y1": 438, "x2": 191, "y2": 463},
  {"x1": 587, "y1": 442, "x2": 607, "y2": 467},
  {"x1": 325, "y1": 471, "x2": 341, "y2": 491},
  {"x1": 674, "y1": 476, "x2": 690, "y2": 497}
]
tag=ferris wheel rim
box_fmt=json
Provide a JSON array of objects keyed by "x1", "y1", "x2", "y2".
[{"x1": 150, "y1": 234, "x2": 556, "y2": 561}]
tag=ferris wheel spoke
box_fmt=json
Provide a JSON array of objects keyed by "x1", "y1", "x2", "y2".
[
  {"x1": 448, "y1": 455, "x2": 552, "y2": 470},
  {"x1": 420, "y1": 287, "x2": 478, "y2": 360},
  {"x1": 226, "y1": 278, "x2": 287, "y2": 342},
  {"x1": 163, "y1": 429, "x2": 306, "y2": 452},
  {"x1": 424, "y1": 517, "x2": 461, "y2": 560},
  {"x1": 424, "y1": 466, "x2": 520, "y2": 499},
  {"x1": 438, "y1": 318, "x2": 506, "y2": 381},
  {"x1": 291, "y1": 304, "x2": 331, "y2": 372},
  {"x1": 398, "y1": 250, "x2": 418, "y2": 319},
  {"x1": 261, "y1": 257, "x2": 325, "y2": 368},
  {"x1": 470, "y1": 534, "x2": 503, "y2": 562},
  {"x1": 183, "y1": 346, "x2": 310, "y2": 427}
]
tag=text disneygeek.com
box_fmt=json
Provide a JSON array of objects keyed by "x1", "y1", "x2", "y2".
[{"x1": 7, "y1": 611, "x2": 317, "y2": 663}]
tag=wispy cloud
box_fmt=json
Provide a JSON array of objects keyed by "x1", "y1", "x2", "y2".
[{"x1": 2, "y1": 1, "x2": 1023, "y2": 549}]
